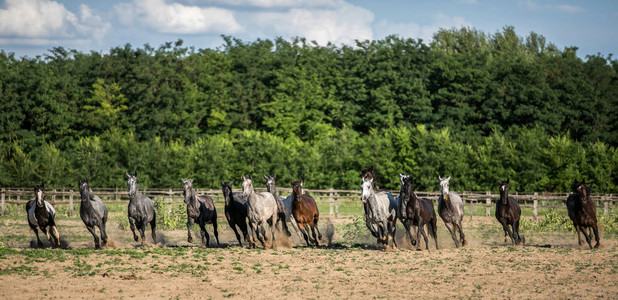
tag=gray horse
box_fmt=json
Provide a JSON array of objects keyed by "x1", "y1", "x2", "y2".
[
  {"x1": 242, "y1": 175, "x2": 278, "y2": 249},
  {"x1": 126, "y1": 172, "x2": 157, "y2": 246},
  {"x1": 437, "y1": 176, "x2": 466, "y2": 248},
  {"x1": 360, "y1": 168, "x2": 398, "y2": 249},
  {"x1": 264, "y1": 174, "x2": 296, "y2": 239},
  {"x1": 78, "y1": 179, "x2": 108, "y2": 249},
  {"x1": 182, "y1": 179, "x2": 219, "y2": 247}
]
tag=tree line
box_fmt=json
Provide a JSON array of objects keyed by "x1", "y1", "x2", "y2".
[{"x1": 0, "y1": 27, "x2": 616, "y2": 192}]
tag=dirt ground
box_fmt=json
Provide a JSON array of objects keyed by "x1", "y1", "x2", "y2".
[{"x1": 0, "y1": 216, "x2": 617, "y2": 299}]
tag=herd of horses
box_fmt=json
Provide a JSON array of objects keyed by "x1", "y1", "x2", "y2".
[{"x1": 24, "y1": 169, "x2": 601, "y2": 251}]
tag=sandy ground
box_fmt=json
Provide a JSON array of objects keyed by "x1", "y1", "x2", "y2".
[{"x1": 0, "y1": 216, "x2": 617, "y2": 299}]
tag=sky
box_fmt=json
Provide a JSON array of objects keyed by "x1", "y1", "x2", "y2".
[{"x1": 0, "y1": 0, "x2": 617, "y2": 59}]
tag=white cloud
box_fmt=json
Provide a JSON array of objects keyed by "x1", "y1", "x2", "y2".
[
  {"x1": 186, "y1": 0, "x2": 338, "y2": 8},
  {"x1": 251, "y1": 1, "x2": 373, "y2": 45},
  {"x1": 375, "y1": 13, "x2": 469, "y2": 43},
  {"x1": 115, "y1": 0, "x2": 242, "y2": 34},
  {"x1": 553, "y1": 4, "x2": 584, "y2": 13},
  {"x1": 0, "y1": 0, "x2": 109, "y2": 42}
]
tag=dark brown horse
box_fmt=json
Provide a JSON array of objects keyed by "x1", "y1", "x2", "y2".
[
  {"x1": 495, "y1": 180, "x2": 524, "y2": 245},
  {"x1": 26, "y1": 184, "x2": 60, "y2": 248},
  {"x1": 290, "y1": 180, "x2": 322, "y2": 246},
  {"x1": 221, "y1": 181, "x2": 250, "y2": 246},
  {"x1": 566, "y1": 180, "x2": 600, "y2": 249},
  {"x1": 402, "y1": 176, "x2": 438, "y2": 251}
]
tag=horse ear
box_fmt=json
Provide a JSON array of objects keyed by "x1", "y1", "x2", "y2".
[
  {"x1": 126, "y1": 172, "x2": 130, "y2": 178},
  {"x1": 249, "y1": 174, "x2": 253, "y2": 181},
  {"x1": 135, "y1": 171, "x2": 138, "y2": 177},
  {"x1": 369, "y1": 166, "x2": 374, "y2": 173},
  {"x1": 506, "y1": 179, "x2": 509, "y2": 184},
  {"x1": 582, "y1": 179, "x2": 586, "y2": 185},
  {"x1": 221, "y1": 181, "x2": 225, "y2": 186},
  {"x1": 263, "y1": 174, "x2": 268, "y2": 180},
  {"x1": 241, "y1": 175, "x2": 246, "y2": 181},
  {"x1": 360, "y1": 167, "x2": 365, "y2": 172},
  {"x1": 438, "y1": 176, "x2": 443, "y2": 181},
  {"x1": 273, "y1": 174, "x2": 276, "y2": 178},
  {"x1": 446, "y1": 176, "x2": 451, "y2": 181}
]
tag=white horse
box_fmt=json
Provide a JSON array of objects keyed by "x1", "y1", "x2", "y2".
[
  {"x1": 242, "y1": 175, "x2": 278, "y2": 248},
  {"x1": 360, "y1": 168, "x2": 398, "y2": 249},
  {"x1": 438, "y1": 176, "x2": 466, "y2": 247}
]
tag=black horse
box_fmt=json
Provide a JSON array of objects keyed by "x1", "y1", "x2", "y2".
[
  {"x1": 566, "y1": 180, "x2": 600, "y2": 249},
  {"x1": 221, "y1": 181, "x2": 249, "y2": 246},
  {"x1": 495, "y1": 180, "x2": 524, "y2": 245},
  {"x1": 402, "y1": 176, "x2": 438, "y2": 251}
]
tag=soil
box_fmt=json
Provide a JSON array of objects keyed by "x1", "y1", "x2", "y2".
[{"x1": 0, "y1": 216, "x2": 617, "y2": 299}]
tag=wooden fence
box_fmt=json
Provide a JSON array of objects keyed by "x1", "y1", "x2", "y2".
[{"x1": 1, "y1": 187, "x2": 616, "y2": 220}]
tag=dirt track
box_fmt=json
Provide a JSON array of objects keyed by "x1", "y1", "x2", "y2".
[{"x1": 0, "y1": 216, "x2": 617, "y2": 299}]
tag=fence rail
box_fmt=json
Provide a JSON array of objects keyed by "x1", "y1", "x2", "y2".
[{"x1": 1, "y1": 187, "x2": 616, "y2": 219}]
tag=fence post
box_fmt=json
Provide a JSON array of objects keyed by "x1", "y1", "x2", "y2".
[
  {"x1": 604, "y1": 194, "x2": 609, "y2": 216},
  {"x1": 329, "y1": 188, "x2": 334, "y2": 216},
  {"x1": 69, "y1": 190, "x2": 74, "y2": 217},
  {"x1": 485, "y1": 192, "x2": 491, "y2": 216},
  {"x1": 533, "y1": 192, "x2": 538, "y2": 220},
  {"x1": 1, "y1": 188, "x2": 5, "y2": 216},
  {"x1": 168, "y1": 188, "x2": 173, "y2": 213},
  {"x1": 52, "y1": 189, "x2": 56, "y2": 205},
  {"x1": 335, "y1": 198, "x2": 339, "y2": 219},
  {"x1": 469, "y1": 200, "x2": 474, "y2": 221},
  {"x1": 116, "y1": 187, "x2": 119, "y2": 201},
  {"x1": 16, "y1": 194, "x2": 20, "y2": 216}
]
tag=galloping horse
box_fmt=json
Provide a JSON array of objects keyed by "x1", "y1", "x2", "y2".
[
  {"x1": 438, "y1": 176, "x2": 466, "y2": 247},
  {"x1": 402, "y1": 176, "x2": 438, "y2": 251},
  {"x1": 182, "y1": 179, "x2": 219, "y2": 247},
  {"x1": 495, "y1": 180, "x2": 524, "y2": 245},
  {"x1": 290, "y1": 180, "x2": 322, "y2": 246},
  {"x1": 26, "y1": 184, "x2": 61, "y2": 248},
  {"x1": 360, "y1": 167, "x2": 398, "y2": 249},
  {"x1": 242, "y1": 175, "x2": 278, "y2": 248},
  {"x1": 567, "y1": 180, "x2": 600, "y2": 249}
]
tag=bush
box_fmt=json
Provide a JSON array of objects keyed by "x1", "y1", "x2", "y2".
[{"x1": 520, "y1": 209, "x2": 573, "y2": 232}]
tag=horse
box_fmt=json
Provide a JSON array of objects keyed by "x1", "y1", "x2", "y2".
[
  {"x1": 126, "y1": 172, "x2": 157, "y2": 246},
  {"x1": 396, "y1": 173, "x2": 416, "y2": 246},
  {"x1": 360, "y1": 167, "x2": 398, "y2": 249},
  {"x1": 566, "y1": 180, "x2": 600, "y2": 249},
  {"x1": 182, "y1": 179, "x2": 219, "y2": 247},
  {"x1": 26, "y1": 184, "x2": 60, "y2": 248},
  {"x1": 221, "y1": 181, "x2": 250, "y2": 246},
  {"x1": 437, "y1": 176, "x2": 466, "y2": 248},
  {"x1": 242, "y1": 175, "x2": 278, "y2": 249},
  {"x1": 402, "y1": 176, "x2": 438, "y2": 251},
  {"x1": 78, "y1": 179, "x2": 108, "y2": 249},
  {"x1": 290, "y1": 180, "x2": 322, "y2": 246},
  {"x1": 495, "y1": 180, "x2": 524, "y2": 246},
  {"x1": 264, "y1": 174, "x2": 296, "y2": 238}
]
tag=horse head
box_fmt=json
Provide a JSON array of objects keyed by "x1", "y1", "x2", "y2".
[
  {"x1": 439, "y1": 176, "x2": 451, "y2": 195},
  {"x1": 221, "y1": 181, "x2": 233, "y2": 204},
  {"x1": 126, "y1": 172, "x2": 138, "y2": 197},
  {"x1": 33, "y1": 184, "x2": 45, "y2": 207},
  {"x1": 572, "y1": 179, "x2": 589, "y2": 204},
  {"x1": 291, "y1": 180, "x2": 304, "y2": 201},
  {"x1": 78, "y1": 178, "x2": 90, "y2": 199},
  {"x1": 361, "y1": 167, "x2": 374, "y2": 181},
  {"x1": 401, "y1": 176, "x2": 414, "y2": 200},
  {"x1": 399, "y1": 173, "x2": 410, "y2": 187},
  {"x1": 498, "y1": 180, "x2": 510, "y2": 204},
  {"x1": 263, "y1": 174, "x2": 276, "y2": 193},
  {"x1": 182, "y1": 178, "x2": 194, "y2": 204},
  {"x1": 360, "y1": 177, "x2": 374, "y2": 204},
  {"x1": 241, "y1": 175, "x2": 253, "y2": 197}
]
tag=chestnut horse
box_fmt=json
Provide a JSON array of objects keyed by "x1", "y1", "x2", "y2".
[
  {"x1": 290, "y1": 180, "x2": 322, "y2": 246},
  {"x1": 566, "y1": 180, "x2": 600, "y2": 249}
]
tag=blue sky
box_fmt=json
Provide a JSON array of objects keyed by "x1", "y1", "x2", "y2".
[{"x1": 1, "y1": 0, "x2": 616, "y2": 59}]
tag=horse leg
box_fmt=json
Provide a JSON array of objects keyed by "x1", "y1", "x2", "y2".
[
  {"x1": 514, "y1": 219, "x2": 523, "y2": 245},
  {"x1": 310, "y1": 222, "x2": 320, "y2": 247},
  {"x1": 290, "y1": 216, "x2": 303, "y2": 241},
  {"x1": 388, "y1": 219, "x2": 397, "y2": 249},
  {"x1": 591, "y1": 224, "x2": 600, "y2": 249},
  {"x1": 150, "y1": 219, "x2": 157, "y2": 244},
  {"x1": 499, "y1": 220, "x2": 510, "y2": 245},
  {"x1": 419, "y1": 224, "x2": 430, "y2": 251},
  {"x1": 32, "y1": 227, "x2": 43, "y2": 248},
  {"x1": 86, "y1": 225, "x2": 101, "y2": 249},
  {"x1": 139, "y1": 222, "x2": 147, "y2": 246},
  {"x1": 269, "y1": 215, "x2": 277, "y2": 249},
  {"x1": 298, "y1": 223, "x2": 310, "y2": 246},
  {"x1": 128, "y1": 217, "x2": 138, "y2": 242},
  {"x1": 186, "y1": 217, "x2": 194, "y2": 243},
  {"x1": 248, "y1": 222, "x2": 257, "y2": 249},
  {"x1": 573, "y1": 223, "x2": 583, "y2": 246},
  {"x1": 41, "y1": 227, "x2": 52, "y2": 246},
  {"x1": 99, "y1": 223, "x2": 108, "y2": 247},
  {"x1": 403, "y1": 221, "x2": 416, "y2": 246},
  {"x1": 279, "y1": 212, "x2": 292, "y2": 237},
  {"x1": 229, "y1": 222, "x2": 242, "y2": 246},
  {"x1": 456, "y1": 222, "x2": 467, "y2": 247},
  {"x1": 431, "y1": 220, "x2": 439, "y2": 250},
  {"x1": 445, "y1": 222, "x2": 459, "y2": 248},
  {"x1": 212, "y1": 218, "x2": 220, "y2": 246},
  {"x1": 579, "y1": 225, "x2": 593, "y2": 249},
  {"x1": 199, "y1": 219, "x2": 209, "y2": 247}
]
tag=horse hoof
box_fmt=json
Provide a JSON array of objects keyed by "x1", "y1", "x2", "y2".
[
  {"x1": 594, "y1": 243, "x2": 600, "y2": 249},
  {"x1": 188, "y1": 237, "x2": 193, "y2": 243}
]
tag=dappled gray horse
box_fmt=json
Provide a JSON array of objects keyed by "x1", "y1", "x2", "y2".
[
  {"x1": 264, "y1": 174, "x2": 295, "y2": 238},
  {"x1": 242, "y1": 175, "x2": 278, "y2": 249},
  {"x1": 26, "y1": 184, "x2": 60, "y2": 248},
  {"x1": 182, "y1": 179, "x2": 219, "y2": 247},
  {"x1": 78, "y1": 179, "x2": 108, "y2": 249},
  {"x1": 126, "y1": 172, "x2": 157, "y2": 246},
  {"x1": 360, "y1": 168, "x2": 398, "y2": 249},
  {"x1": 438, "y1": 176, "x2": 466, "y2": 248}
]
